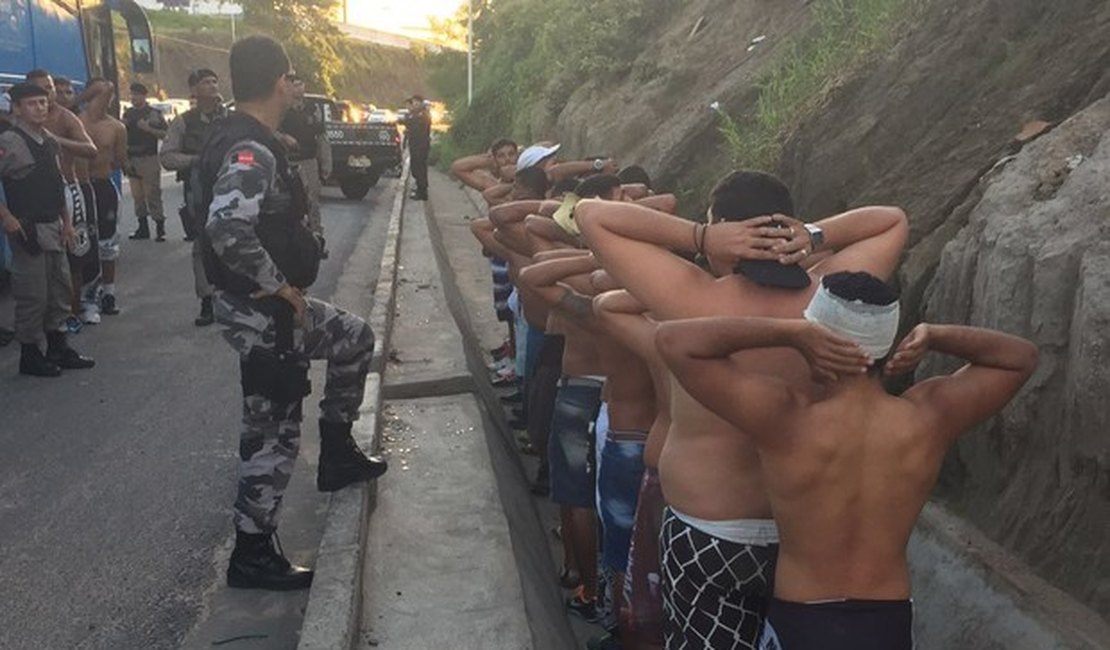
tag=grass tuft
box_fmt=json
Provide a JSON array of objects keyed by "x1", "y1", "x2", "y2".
[{"x1": 717, "y1": 0, "x2": 918, "y2": 171}]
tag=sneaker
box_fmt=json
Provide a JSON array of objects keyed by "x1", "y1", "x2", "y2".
[
  {"x1": 488, "y1": 356, "x2": 514, "y2": 373},
  {"x1": 100, "y1": 293, "x2": 119, "y2": 315},
  {"x1": 64, "y1": 315, "x2": 83, "y2": 334},
  {"x1": 567, "y1": 587, "x2": 601, "y2": 623},
  {"x1": 490, "y1": 340, "x2": 512, "y2": 360},
  {"x1": 81, "y1": 306, "x2": 101, "y2": 325}
]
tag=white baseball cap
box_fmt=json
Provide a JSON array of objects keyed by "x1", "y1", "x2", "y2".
[{"x1": 516, "y1": 143, "x2": 561, "y2": 171}]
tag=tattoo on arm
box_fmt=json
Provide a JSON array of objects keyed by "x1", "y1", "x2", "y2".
[{"x1": 557, "y1": 288, "x2": 595, "y2": 321}]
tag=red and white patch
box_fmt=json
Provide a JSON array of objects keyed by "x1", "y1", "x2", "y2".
[
  {"x1": 0, "y1": 147, "x2": 7, "y2": 157},
  {"x1": 234, "y1": 150, "x2": 255, "y2": 165}
]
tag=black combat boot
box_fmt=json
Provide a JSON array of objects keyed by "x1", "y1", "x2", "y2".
[
  {"x1": 154, "y1": 220, "x2": 166, "y2": 242},
  {"x1": 226, "y1": 530, "x2": 314, "y2": 591},
  {"x1": 46, "y1": 331, "x2": 95, "y2": 369},
  {"x1": 317, "y1": 420, "x2": 388, "y2": 492},
  {"x1": 19, "y1": 344, "x2": 61, "y2": 377},
  {"x1": 194, "y1": 296, "x2": 214, "y2": 327},
  {"x1": 129, "y1": 218, "x2": 150, "y2": 240}
]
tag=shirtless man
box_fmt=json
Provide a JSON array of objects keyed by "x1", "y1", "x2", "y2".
[
  {"x1": 594, "y1": 284, "x2": 671, "y2": 650},
  {"x1": 78, "y1": 79, "x2": 127, "y2": 316},
  {"x1": 25, "y1": 70, "x2": 98, "y2": 325},
  {"x1": 450, "y1": 137, "x2": 518, "y2": 193},
  {"x1": 576, "y1": 170, "x2": 908, "y2": 649},
  {"x1": 656, "y1": 272, "x2": 1038, "y2": 650},
  {"x1": 517, "y1": 250, "x2": 609, "y2": 623},
  {"x1": 527, "y1": 253, "x2": 660, "y2": 644}
]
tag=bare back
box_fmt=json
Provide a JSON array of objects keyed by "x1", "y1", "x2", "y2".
[
  {"x1": 763, "y1": 389, "x2": 947, "y2": 602},
  {"x1": 658, "y1": 278, "x2": 817, "y2": 520},
  {"x1": 81, "y1": 114, "x2": 125, "y2": 180},
  {"x1": 45, "y1": 106, "x2": 86, "y2": 181},
  {"x1": 599, "y1": 341, "x2": 655, "y2": 433},
  {"x1": 550, "y1": 313, "x2": 604, "y2": 377}
]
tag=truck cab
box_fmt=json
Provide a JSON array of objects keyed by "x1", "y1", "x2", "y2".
[{"x1": 302, "y1": 94, "x2": 403, "y2": 200}]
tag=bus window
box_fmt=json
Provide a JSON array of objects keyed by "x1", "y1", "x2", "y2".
[{"x1": 81, "y1": 2, "x2": 116, "y2": 83}]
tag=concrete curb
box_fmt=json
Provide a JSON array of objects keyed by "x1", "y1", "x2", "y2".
[{"x1": 297, "y1": 158, "x2": 409, "y2": 650}]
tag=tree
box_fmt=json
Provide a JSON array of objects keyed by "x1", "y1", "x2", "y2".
[{"x1": 239, "y1": 0, "x2": 344, "y2": 95}]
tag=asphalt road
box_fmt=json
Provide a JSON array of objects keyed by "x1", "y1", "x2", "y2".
[{"x1": 0, "y1": 177, "x2": 395, "y2": 650}]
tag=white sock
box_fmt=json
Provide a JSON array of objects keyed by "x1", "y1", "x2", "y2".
[{"x1": 103, "y1": 283, "x2": 115, "y2": 296}]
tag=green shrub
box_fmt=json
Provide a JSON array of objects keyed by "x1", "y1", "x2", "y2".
[
  {"x1": 430, "y1": 0, "x2": 682, "y2": 161},
  {"x1": 717, "y1": 0, "x2": 918, "y2": 171}
]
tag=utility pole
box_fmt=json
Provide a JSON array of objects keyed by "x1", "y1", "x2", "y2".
[{"x1": 467, "y1": 0, "x2": 473, "y2": 106}]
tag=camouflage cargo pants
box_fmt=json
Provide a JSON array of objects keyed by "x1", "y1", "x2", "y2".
[{"x1": 214, "y1": 291, "x2": 375, "y2": 534}]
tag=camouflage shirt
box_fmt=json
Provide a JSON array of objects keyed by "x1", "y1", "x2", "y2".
[{"x1": 204, "y1": 139, "x2": 290, "y2": 295}]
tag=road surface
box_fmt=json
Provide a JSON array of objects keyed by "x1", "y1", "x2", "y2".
[{"x1": 0, "y1": 176, "x2": 395, "y2": 650}]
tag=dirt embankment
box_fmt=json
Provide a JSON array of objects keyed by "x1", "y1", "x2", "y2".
[
  {"x1": 543, "y1": 0, "x2": 1110, "y2": 621},
  {"x1": 128, "y1": 31, "x2": 427, "y2": 107}
]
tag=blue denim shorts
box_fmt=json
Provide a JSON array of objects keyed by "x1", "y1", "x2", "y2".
[
  {"x1": 548, "y1": 379, "x2": 603, "y2": 507},
  {"x1": 599, "y1": 430, "x2": 646, "y2": 572}
]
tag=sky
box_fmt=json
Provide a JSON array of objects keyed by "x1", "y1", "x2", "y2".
[{"x1": 345, "y1": 0, "x2": 464, "y2": 37}]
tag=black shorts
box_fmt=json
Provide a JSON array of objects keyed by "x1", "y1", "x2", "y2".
[
  {"x1": 759, "y1": 598, "x2": 913, "y2": 650},
  {"x1": 90, "y1": 178, "x2": 120, "y2": 261},
  {"x1": 65, "y1": 182, "x2": 100, "y2": 283}
]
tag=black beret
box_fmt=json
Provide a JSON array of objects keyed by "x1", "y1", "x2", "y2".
[{"x1": 8, "y1": 83, "x2": 49, "y2": 103}]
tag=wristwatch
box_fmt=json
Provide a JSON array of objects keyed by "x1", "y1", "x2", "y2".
[
  {"x1": 804, "y1": 223, "x2": 825, "y2": 251},
  {"x1": 592, "y1": 158, "x2": 606, "y2": 172}
]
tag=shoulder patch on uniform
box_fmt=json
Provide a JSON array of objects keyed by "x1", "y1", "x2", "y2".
[{"x1": 235, "y1": 149, "x2": 256, "y2": 165}]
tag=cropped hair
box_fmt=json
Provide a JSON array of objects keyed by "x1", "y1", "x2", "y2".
[
  {"x1": 822, "y1": 271, "x2": 899, "y2": 306},
  {"x1": 514, "y1": 166, "x2": 549, "y2": 199},
  {"x1": 574, "y1": 174, "x2": 622, "y2": 200},
  {"x1": 617, "y1": 165, "x2": 652, "y2": 189},
  {"x1": 230, "y1": 36, "x2": 290, "y2": 103},
  {"x1": 709, "y1": 170, "x2": 794, "y2": 222},
  {"x1": 490, "y1": 138, "x2": 517, "y2": 154}
]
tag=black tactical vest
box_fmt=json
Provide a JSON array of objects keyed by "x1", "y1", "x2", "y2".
[
  {"x1": 182, "y1": 105, "x2": 228, "y2": 155},
  {"x1": 1, "y1": 127, "x2": 65, "y2": 223},
  {"x1": 197, "y1": 112, "x2": 320, "y2": 296}
]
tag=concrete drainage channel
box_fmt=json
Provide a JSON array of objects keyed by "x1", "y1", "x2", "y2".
[{"x1": 296, "y1": 159, "x2": 408, "y2": 650}]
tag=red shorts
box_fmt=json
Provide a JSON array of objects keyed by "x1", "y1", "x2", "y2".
[{"x1": 622, "y1": 466, "x2": 665, "y2": 646}]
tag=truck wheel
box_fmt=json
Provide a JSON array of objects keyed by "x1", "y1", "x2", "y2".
[{"x1": 339, "y1": 176, "x2": 374, "y2": 200}]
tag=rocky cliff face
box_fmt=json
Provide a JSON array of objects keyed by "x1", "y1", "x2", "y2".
[
  {"x1": 923, "y1": 95, "x2": 1110, "y2": 616},
  {"x1": 544, "y1": 0, "x2": 1110, "y2": 620}
]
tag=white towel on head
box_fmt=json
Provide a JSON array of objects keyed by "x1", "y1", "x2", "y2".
[{"x1": 803, "y1": 282, "x2": 900, "y2": 359}]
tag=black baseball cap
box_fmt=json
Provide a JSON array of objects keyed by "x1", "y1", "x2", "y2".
[{"x1": 734, "y1": 221, "x2": 811, "y2": 289}]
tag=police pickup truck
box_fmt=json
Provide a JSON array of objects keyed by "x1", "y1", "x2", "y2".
[{"x1": 304, "y1": 94, "x2": 403, "y2": 200}]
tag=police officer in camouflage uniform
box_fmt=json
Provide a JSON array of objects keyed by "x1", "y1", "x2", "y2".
[{"x1": 201, "y1": 36, "x2": 387, "y2": 591}]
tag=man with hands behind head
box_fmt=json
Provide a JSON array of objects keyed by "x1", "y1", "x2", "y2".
[
  {"x1": 655, "y1": 272, "x2": 1038, "y2": 650},
  {"x1": 576, "y1": 170, "x2": 908, "y2": 649}
]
